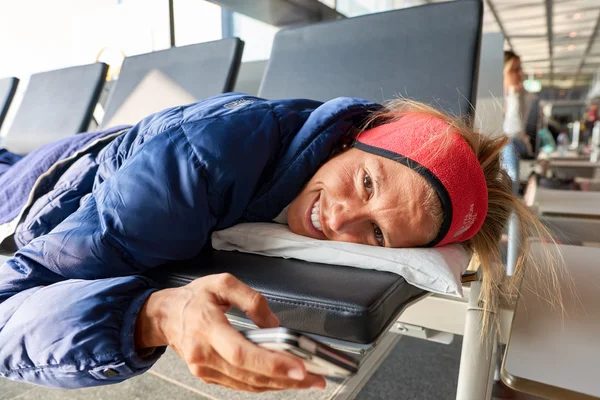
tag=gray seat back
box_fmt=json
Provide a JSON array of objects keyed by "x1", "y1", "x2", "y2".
[
  {"x1": 0, "y1": 77, "x2": 19, "y2": 130},
  {"x1": 101, "y1": 38, "x2": 244, "y2": 129},
  {"x1": 259, "y1": 0, "x2": 483, "y2": 116},
  {"x1": 4, "y1": 63, "x2": 108, "y2": 155},
  {"x1": 233, "y1": 60, "x2": 268, "y2": 96}
]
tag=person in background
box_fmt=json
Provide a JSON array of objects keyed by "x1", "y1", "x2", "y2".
[{"x1": 503, "y1": 50, "x2": 534, "y2": 158}]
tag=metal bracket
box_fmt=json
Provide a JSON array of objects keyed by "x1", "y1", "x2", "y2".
[{"x1": 390, "y1": 322, "x2": 455, "y2": 344}]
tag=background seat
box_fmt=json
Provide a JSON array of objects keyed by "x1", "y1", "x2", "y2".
[
  {"x1": 0, "y1": 77, "x2": 19, "y2": 131},
  {"x1": 258, "y1": 1, "x2": 482, "y2": 117},
  {"x1": 2, "y1": 63, "x2": 108, "y2": 155},
  {"x1": 150, "y1": 0, "x2": 483, "y2": 344},
  {"x1": 233, "y1": 60, "x2": 267, "y2": 96},
  {"x1": 100, "y1": 38, "x2": 244, "y2": 129}
]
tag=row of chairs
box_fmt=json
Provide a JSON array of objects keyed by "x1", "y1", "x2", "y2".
[
  {"x1": 0, "y1": 37, "x2": 245, "y2": 155},
  {"x1": 1, "y1": 0, "x2": 479, "y2": 157}
]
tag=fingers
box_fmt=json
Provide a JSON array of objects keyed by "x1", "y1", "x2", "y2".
[
  {"x1": 209, "y1": 273, "x2": 279, "y2": 329},
  {"x1": 191, "y1": 366, "x2": 277, "y2": 393},
  {"x1": 204, "y1": 309, "x2": 308, "y2": 381},
  {"x1": 191, "y1": 364, "x2": 326, "y2": 392}
]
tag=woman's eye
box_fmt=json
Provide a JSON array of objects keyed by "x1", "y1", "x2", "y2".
[
  {"x1": 374, "y1": 225, "x2": 384, "y2": 246},
  {"x1": 363, "y1": 172, "x2": 373, "y2": 195}
]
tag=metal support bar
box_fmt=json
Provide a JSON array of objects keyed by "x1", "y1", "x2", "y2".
[
  {"x1": 221, "y1": 8, "x2": 234, "y2": 39},
  {"x1": 332, "y1": 332, "x2": 402, "y2": 400},
  {"x1": 168, "y1": 0, "x2": 176, "y2": 47},
  {"x1": 456, "y1": 278, "x2": 498, "y2": 400}
]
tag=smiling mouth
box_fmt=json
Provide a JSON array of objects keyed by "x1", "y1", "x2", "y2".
[{"x1": 310, "y1": 196, "x2": 322, "y2": 231}]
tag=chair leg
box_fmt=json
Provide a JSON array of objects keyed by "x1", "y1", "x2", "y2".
[
  {"x1": 331, "y1": 331, "x2": 402, "y2": 400},
  {"x1": 455, "y1": 279, "x2": 498, "y2": 400}
]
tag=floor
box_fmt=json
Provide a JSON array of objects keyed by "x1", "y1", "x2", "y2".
[{"x1": 0, "y1": 335, "x2": 548, "y2": 400}]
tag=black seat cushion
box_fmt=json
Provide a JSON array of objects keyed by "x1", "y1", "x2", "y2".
[
  {"x1": 0, "y1": 77, "x2": 19, "y2": 130},
  {"x1": 146, "y1": 249, "x2": 426, "y2": 344},
  {"x1": 4, "y1": 63, "x2": 108, "y2": 155}
]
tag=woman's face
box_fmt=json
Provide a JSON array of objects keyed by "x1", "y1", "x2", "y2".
[
  {"x1": 288, "y1": 147, "x2": 437, "y2": 248},
  {"x1": 504, "y1": 57, "x2": 524, "y2": 89}
]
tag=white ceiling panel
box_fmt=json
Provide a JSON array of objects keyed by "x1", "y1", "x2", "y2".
[
  {"x1": 554, "y1": 43, "x2": 587, "y2": 56},
  {"x1": 500, "y1": 7, "x2": 546, "y2": 22},
  {"x1": 554, "y1": 0, "x2": 600, "y2": 16},
  {"x1": 493, "y1": 0, "x2": 541, "y2": 10},
  {"x1": 585, "y1": 55, "x2": 600, "y2": 64},
  {"x1": 590, "y1": 41, "x2": 600, "y2": 55},
  {"x1": 553, "y1": 58, "x2": 583, "y2": 67},
  {"x1": 522, "y1": 59, "x2": 552, "y2": 67},
  {"x1": 581, "y1": 65, "x2": 600, "y2": 74},
  {"x1": 503, "y1": 18, "x2": 547, "y2": 31},
  {"x1": 554, "y1": 66, "x2": 579, "y2": 74}
]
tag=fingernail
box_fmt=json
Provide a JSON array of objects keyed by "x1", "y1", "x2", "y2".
[
  {"x1": 287, "y1": 368, "x2": 305, "y2": 381},
  {"x1": 312, "y1": 381, "x2": 326, "y2": 390}
]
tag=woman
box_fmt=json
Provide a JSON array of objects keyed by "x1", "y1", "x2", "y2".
[
  {"x1": 503, "y1": 50, "x2": 535, "y2": 158},
  {"x1": 0, "y1": 93, "x2": 557, "y2": 392}
]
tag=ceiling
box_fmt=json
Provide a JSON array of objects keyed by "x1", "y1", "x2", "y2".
[{"x1": 431, "y1": 0, "x2": 600, "y2": 89}]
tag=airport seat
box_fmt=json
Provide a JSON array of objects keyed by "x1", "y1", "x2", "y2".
[
  {"x1": 149, "y1": 0, "x2": 483, "y2": 345},
  {"x1": 0, "y1": 77, "x2": 19, "y2": 131},
  {"x1": 258, "y1": 2, "x2": 481, "y2": 117},
  {"x1": 2, "y1": 63, "x2": 108, "y2": 155},
  {"x1": 100, "y1": 38, "x2": 244, "y2": 129},
  {"x1": 233, "y1": 60, "x2": 267, "y2": 97}
]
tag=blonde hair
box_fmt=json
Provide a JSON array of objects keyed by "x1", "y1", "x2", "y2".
[{"x1": 361, "y1": 99, "x2": 564, "y2": 335}]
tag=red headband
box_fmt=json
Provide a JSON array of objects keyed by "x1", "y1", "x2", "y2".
[{"x1": 353, "y1": 113, "x2": 488, "y2": 247}]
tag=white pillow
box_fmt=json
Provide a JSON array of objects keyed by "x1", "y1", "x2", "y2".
[{"x1": 211, "y1": 223, "x2": 471, "y2": 296}]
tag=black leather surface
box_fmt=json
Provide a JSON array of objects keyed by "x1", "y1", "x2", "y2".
[
  {"x1": 100, "y1": 38, "x2": 243, "y2": 129},
  {"x1": 4, "y1": 63, "x2": 108, "y2": 155},
  {"x1": 0, "y1": 77, "x2": 19, "y2": 130},
  {"x1": 147, "y1": 250, "x2": 426, "y2": 344},
  {"x1": 259, "y1": 0, "x2": 483, "y2": 117}
]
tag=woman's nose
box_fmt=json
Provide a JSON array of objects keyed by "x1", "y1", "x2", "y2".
[{"x1": 328, "y1": 201, "x2": 367, "y2": 234}]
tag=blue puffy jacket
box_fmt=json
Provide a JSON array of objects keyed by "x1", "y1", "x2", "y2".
[{"x1": 0, "y1": 93, "x2": 378, "y2": 388}]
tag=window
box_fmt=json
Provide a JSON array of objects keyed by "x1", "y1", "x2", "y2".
[
  {"x1": 232, "y1": 13, "x2": 279, "y2": 62},
  {"x1": 174, "y1": 0, "x2": 222, "y2": 47}
]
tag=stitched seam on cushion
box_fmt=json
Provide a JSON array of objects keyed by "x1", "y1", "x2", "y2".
[
  {"x1": 266, "y1": 298, "x2": 363, "y2": 314},
  {"x1": 3, "y1": 351, "x2": 120, "y2": 374},
  {"x1": 264, "y1": 280, "x2": 404, "y2": 316},
  {"x1": 162, "y1": 273, "x2": 404, "y2": 316}
]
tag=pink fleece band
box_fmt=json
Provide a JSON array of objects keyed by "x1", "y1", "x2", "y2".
[{"x1": 353, "y1": 114, "x2": 488, "y2": 247}]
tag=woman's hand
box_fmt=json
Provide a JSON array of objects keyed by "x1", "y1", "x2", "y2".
[{"x1": 135, "y1": 274, "x2": 326, "y2": 393}]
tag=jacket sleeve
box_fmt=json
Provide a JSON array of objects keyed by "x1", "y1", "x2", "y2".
[
  {"x1": 0, "y1": 261, "x2": 164, "y2": 388},
  {"x1": 0, "y1": 125, "x2": 217, "y2": 387}
]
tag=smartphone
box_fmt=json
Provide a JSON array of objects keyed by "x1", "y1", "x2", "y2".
[{"x1": 242, "y1": 327, "x2": 359, "y2": 378}]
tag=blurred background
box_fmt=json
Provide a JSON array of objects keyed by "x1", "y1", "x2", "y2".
[{"x1": 1, "y1": 0, "x2": 598, "y2": 121}]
